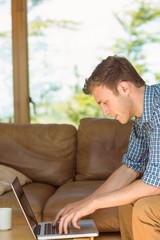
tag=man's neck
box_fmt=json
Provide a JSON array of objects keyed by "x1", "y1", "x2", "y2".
[{"x1": 132, "y1": 85, "x2": 145, "y2": 118}]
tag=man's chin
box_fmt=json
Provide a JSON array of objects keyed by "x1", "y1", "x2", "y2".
[{"x1": 116, "y1": 117, "x2": 130, "y2": 125}]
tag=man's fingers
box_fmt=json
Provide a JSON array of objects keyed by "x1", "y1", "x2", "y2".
[
  {"x1": 54, "y1": 204, "x2": 75, "y2": 226},
  {"x1": 53, "y1": 208, "x2": 64, "y2": 225},
  {"x1": 62, "y1": 206, "x2": 73, "y2": 216},
  {"x1": 59, "y1": 215, "x2": 67, "y2": 234},
  {"x1": 59, "y1": 213, "x2": 81, "y2": 234},
  {"x1": 71, "y1": 216, "x2": 81, "y2": 229}
]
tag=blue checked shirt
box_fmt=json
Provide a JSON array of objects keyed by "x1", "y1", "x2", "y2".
[{"x1": 122, "y1": 84, "x2": 160, "y2": 187}]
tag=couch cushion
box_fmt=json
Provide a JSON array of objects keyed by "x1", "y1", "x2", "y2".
[
  {"x1": 0, "y1": 123, "x2": 77, "y2": 186},
  {"x1": 0, "y1": 182, "x2": 56, "y2": 225},
  {"x1": 76, "y1": 118, "x2": 132, "y2": 181},
  {"x1": 43, "y1": 181, "x2": 119, "y2": 232},
  {"x1": 0, "y1": 164, "x2": 32, "y2": 195}
]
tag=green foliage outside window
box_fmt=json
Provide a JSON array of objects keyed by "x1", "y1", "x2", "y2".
[
  {"x1": 0, "y1": 0, "x2": 160, "y2": 125},
  {"x1": 63, "y1": 0, "x2": 160, "y2": 125}
]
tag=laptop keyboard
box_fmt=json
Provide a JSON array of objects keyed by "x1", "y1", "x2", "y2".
[
  {"x1": 34, "y1": 224, "x2": 41, "y2": 235},
  {"x1": 44, "y1": 223, "x2": 59, "y2": 235},
  {"x1": 34, "y1": 222, "x2": 60, "y2": 236}
]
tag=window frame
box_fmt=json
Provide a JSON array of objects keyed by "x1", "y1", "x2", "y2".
[{"x1": 12, "y1": 0, "x2": 30, "y2": 123}]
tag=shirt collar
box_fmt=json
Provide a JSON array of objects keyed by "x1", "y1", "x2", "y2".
[
  {"x1": 136, "y1": 85, "x2": 154, "y2": 126},
  {"x1": 142, "y1": 85, "x2": 154, "y2": 123}
]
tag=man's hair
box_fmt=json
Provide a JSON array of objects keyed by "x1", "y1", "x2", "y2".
[{"x1": 83, "y1": 55, "x2": 145, "y2": 95}]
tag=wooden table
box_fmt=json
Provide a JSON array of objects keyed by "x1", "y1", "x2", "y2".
[
  {"x1": 0, "y1": 224, "x2": 94, "y2": 240},
  {"x1": 0, "y1": 225, "x2": 33, "y2": 240}
]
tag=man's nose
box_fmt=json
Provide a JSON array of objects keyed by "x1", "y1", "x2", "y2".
[{"x1": 101, "y1": 106, "x2": 109, "y2": 116}]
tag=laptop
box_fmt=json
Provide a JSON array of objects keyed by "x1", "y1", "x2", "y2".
[{"x1": 11, "y1": 177, "x2": 99, "y2": 240}]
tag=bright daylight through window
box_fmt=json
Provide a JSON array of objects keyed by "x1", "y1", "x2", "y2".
[
  {"x1": 0, "y1": 0, "x2": 160, "y2": 125},
  {"x1": 0, "y1": 0, "x2": 13, "y2": 122}
]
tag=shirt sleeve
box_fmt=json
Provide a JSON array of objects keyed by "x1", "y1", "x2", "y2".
[
  {"x1": 122, "y1": 120, "x2": 148, "y2": 173},
  {"x1": 142, "y1": 120, "x2": 160, "y2": 187}
]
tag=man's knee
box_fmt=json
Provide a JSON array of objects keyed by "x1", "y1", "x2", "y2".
[
  {"x1": 132, "y1": 198, "x2": 148, "y2": 221},
  {"x1": 132, "y1": 196, "x2": 160, "y2": 222}
]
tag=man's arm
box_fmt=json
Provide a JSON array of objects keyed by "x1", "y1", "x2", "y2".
[
  {"x1": 89, "y1": 164, "x2": 140, "y2": 195},
  {"x1": 54, "y1": 164, "x2": 140, "y2": 232},
  {"x1": 58, "y1": 177, "x2": 160, "y2": 234},
  {"x1": 53, "y1": 164, "x2": 137, "y2": 224}
]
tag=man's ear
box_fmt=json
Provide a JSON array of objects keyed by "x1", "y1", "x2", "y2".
[{"x1": 117, "y1": 81, "x2": 130, "y2": 96}]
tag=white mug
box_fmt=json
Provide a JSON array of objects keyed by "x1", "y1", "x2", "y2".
[{"x1": 0, "y1": 208, "x2": 12, "y2": 230}]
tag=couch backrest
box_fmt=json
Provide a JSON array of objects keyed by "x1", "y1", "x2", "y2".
[
  {"x1": 75, "y1": 118, "x2": 133, "y2": 181},
  {"x1": 0, "y1": 123, "x2": 77, "y2": 186}
]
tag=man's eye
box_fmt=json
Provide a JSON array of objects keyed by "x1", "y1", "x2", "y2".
[{"x1": 103, "y1": 102, "x2": 108, "y2": 105}]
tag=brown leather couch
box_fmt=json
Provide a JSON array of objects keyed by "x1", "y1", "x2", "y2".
[{"x1": 0, "y1": 118, "x2": 133, "y2": 240}]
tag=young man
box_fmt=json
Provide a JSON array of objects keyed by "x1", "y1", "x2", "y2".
[{"x1": 54, "y1": 56, "x2": 160, "y2": 240}]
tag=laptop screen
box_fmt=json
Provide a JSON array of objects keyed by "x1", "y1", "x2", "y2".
[
  {"x1": 11, "y1": 177, "x2": 99, "y2": 240},
  {"x1": 11, "y1": 177, "x2": 38, "y2": 230}
]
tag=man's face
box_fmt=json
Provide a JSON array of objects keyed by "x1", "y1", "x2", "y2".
[{"x1": 92, "y1": 84, "x2": 133, "y2": 124}]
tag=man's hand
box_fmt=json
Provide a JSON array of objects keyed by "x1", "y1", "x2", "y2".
[
  {"x1": 53, "y1": 198, "x2": 96, "y2": 234},
  {"x1": 53, "y1": 200, "x2": 82, "y2": 226}
]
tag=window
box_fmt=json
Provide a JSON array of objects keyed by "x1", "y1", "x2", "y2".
[{"x1": 0, "y1": 0, "x2": 13, "y2": 122}]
